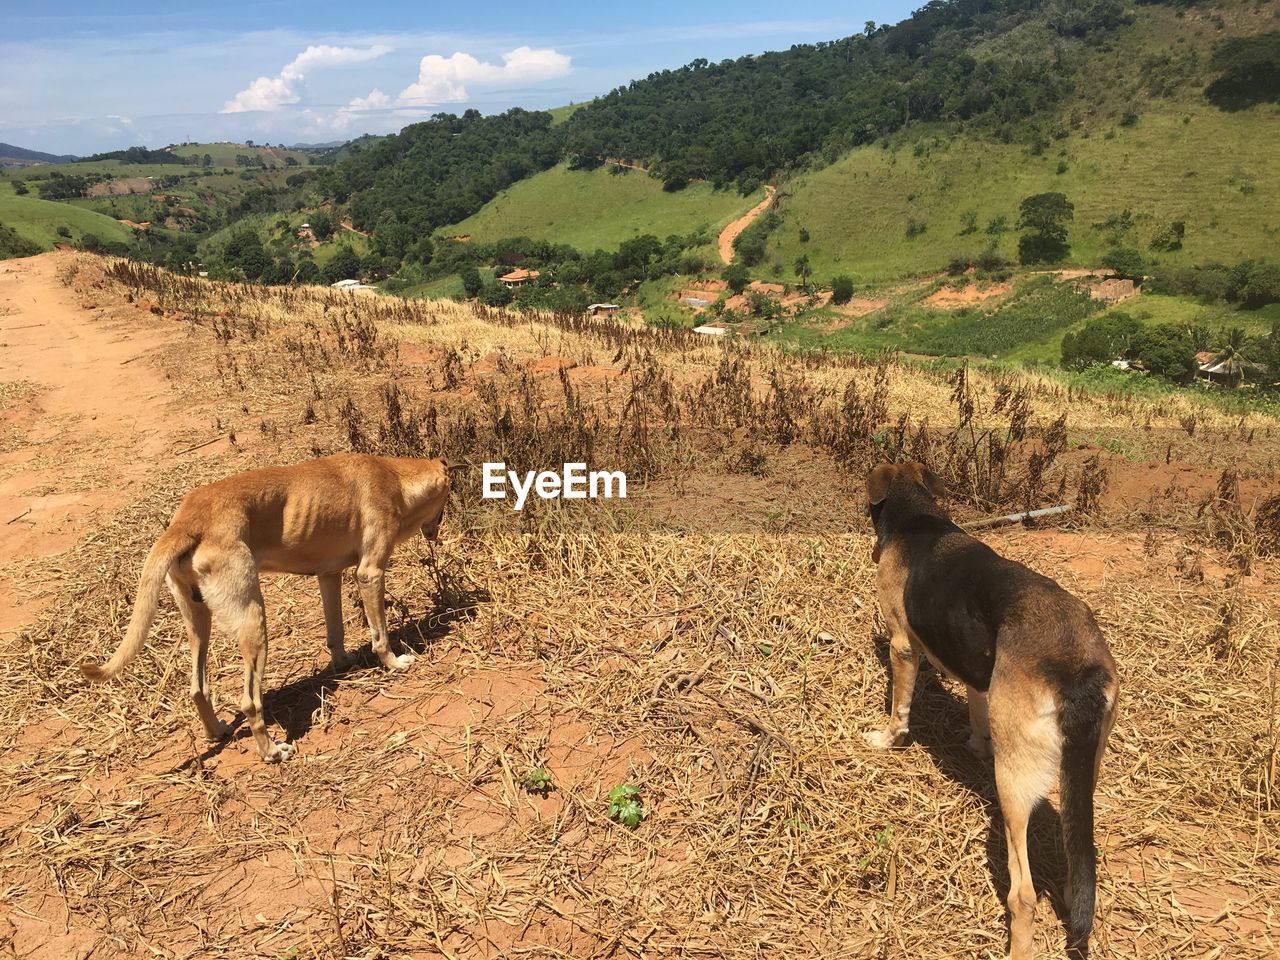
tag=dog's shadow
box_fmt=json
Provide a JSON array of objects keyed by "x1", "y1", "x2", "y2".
[
  {"x1": 870, "y1": 635, "x2": 1072, "y2": 938},
  {"x1": 174, "y1": 586, "x2": 489, "y2": 772}
]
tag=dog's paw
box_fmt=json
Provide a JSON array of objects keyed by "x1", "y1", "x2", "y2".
[
  {"x1": 965, "y1": 733, "x2": 993, "y2": 759},
  {"x1": 389, "y1": 653, "x2": 415, "y2": 671},
  {"x1": 263, "y1": 741, "x2": 297, "y2": 763},
  {"x1": 329, "y1": 651, "x2": 358, "y2": 672},
  {"x1": 205, "y1": 720, "x2": 233, "y2": 742},
  {"x1": 862, "y1": 727, "x2": 902, "y2": 750}
]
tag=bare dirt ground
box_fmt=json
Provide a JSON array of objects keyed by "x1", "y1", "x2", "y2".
[
  {"x1": 87, "y1": 178, "x2": 154, "y2": 198},
  {"x1": 0, "y1": 253, "x2": 1277, "y2": 959},
  {"x1": 718, "y1": 186, "x2": 776, "y2": 264},
  {"x1": 0, "y1": 256, "x2": 198, "y2": 633},
  {"x1": 926, "y1": 281, "x2": 1013, "y2": 309}
]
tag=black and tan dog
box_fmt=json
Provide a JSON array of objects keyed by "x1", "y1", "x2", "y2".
[{"x1": 863, "y1": 462, "x2": 1118, "y2": 960}]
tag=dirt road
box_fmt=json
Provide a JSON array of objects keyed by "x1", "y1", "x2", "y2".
[
  {"x1": 718, "y1": 184, "x2": 776, "y2": 264},
  {"x1": 0, "y1": 253, "x2": 189, "y2": 634}
]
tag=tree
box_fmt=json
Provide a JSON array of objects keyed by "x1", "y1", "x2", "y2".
[
  {"x1": 309, "y1": 210, "x2": 334, "y2": 241},
  {"x1": 794, "y1": 254, "x2": 812, "y2": 293},
  {"x1": 1241, "y1": 261, "x2": 1280, "y2": 309},
  {"x1": 324, "y1": 246, "x2": 361, "y2": 284},
  {"x1": 831, "y1": 275, "x2": 855, "y2": 305},
  {"x1": 1060, "y1": 312, "x2": 1141, "y2": 369},
  {"x1": 1209, "y1": 326, "x2": 1251, "y2": 386},
  {"x1": 460, "y1": 265, "x2": 483, "y2": 298},
  {"x1": 1016, "y1": 192, "x2": 1073, "y2": 265},
  {"x1": 1257, "y1": 320, "x2": 1280, "y2": 378},
  {"x1": 1131, "y1": 324, "x2": 1196, "y2": 382},
  {"x1": 723, "y1": 262, "x2": 750, "y2": 294},
  {"x1": 1104, "y1": 247, "x2": 1145, "y2": 281}
]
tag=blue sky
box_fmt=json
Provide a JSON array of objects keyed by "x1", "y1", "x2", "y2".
[{"x1": 2, "y1": 1, "x2": 920, "y2": 155}]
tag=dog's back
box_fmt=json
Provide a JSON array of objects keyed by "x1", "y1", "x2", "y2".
[{"x1": 867, "y1": 462, "x2": 1118, "y2": 959}]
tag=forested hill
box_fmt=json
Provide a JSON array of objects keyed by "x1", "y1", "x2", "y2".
[
  {"x1": 325, "y1": 0, "x2": 1259, "y2": 233},
  {"x1": 324, "y1": 109, "x2": 562, "y2": 234},
  {"x1": 560, "y1": 0, "x2": 1091, "y2": 193}
]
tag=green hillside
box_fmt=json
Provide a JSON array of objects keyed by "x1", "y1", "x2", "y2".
[
  {"x1": 168, "y1": 142, "x2": 312, "y2": 167},
  {"x1": 0, "y1": 194, "x2": 135, "y2": 249},
  {"x1": 767, "y1": 104, "x2": 1280, "y2": 284},
  {"x1": 445, "y1": 163, "x2": 762, "y2": 251}
]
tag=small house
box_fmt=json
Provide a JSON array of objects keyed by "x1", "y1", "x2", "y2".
[
  {"x1": 499, "y1": 268, "x2": 540, "y2": 287},
  {"x1": 692, "y1": 325, "x2": 729, "y2": 337},
  {"x1": 588, "y1": 303, "x2": 620, "y2": 317}
]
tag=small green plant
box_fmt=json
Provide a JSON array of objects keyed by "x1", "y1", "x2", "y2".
[
  {"x1": 858, "y1": 825, "x2": 895, "y2": 870},
  {"x1": 607, "y1": 783, "x2": 645, "y2": 828},
  {"x1": 523, "y1": 766, "x2": 554, "y2": 795}
]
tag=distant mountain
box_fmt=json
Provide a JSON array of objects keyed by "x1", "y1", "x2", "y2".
[
  {"x1": 0, "y1": 142, "x2": 78, "y2": 168},
  {"x1": 288, "y1": 140, "x2": 349, "y2": 150}
]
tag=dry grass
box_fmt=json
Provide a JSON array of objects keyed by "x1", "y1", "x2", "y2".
[{"x1": 0, "y1": 254, "x2": 1276, "y2": 959}]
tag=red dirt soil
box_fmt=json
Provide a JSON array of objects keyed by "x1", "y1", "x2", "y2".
[{"x1": 718, "y1": 185, "x2": 776, "y2": 264}]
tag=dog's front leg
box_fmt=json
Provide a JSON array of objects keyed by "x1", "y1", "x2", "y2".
[
  {"x1": 357, "y1": 557, "x2": 415, "y2": 671},
  {"x1": 864, "y1": 632, "x2": 919, "y2": 749},
  {"x1": 318, "y1": 573, "x2": 355, "y2": 670}
]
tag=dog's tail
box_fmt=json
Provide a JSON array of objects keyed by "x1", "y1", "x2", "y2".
[
  {"x1": 80, "y1": 526, "x2": 197, "y2": 682},
  {"x1": 438, "y1": 456, "x2": 469, "y2": 472},
  {"x1": 1058, "y1": 662, "x2": 1115, "y2": 958}
]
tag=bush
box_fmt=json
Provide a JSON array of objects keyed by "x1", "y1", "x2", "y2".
[
  {"x1": 460, "y1": 265, "x2": 483, "y2": 298},
  {"x1": 1104, "y1": 247, "x2": 1146, "y2": 281},
  {"x1": 0, "y1": 223, "x2": 41, "y2": 260},
  {"x1": 1061, "y1": 311, "x2": 1142, "y2": 369},
  {"x1": 830, "y1": 275, "x2": 855, "y2": 305},
  {"x1": 722, "y1": 262, "x2": 749, "y2": 294},
  {"x1": 480, "y1": 283, "x2": 513, "y2": 307},
  {"x1": 1131, "y1": 324, "x2": 1197, "y2": 382},
  {"x1": 323, "y1": 246, "x2": 361, "y2": 284},
  {"x1": 905, "y1": 218, "x2": 928, "y2": 239},
  {"x1": 1149, "y1": 220, "x2": 1184, "y2": 252}
]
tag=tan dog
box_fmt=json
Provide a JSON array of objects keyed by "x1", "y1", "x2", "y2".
[
  {"x1": 81, "y1": 453, "x2": 462, "y2": 762},
  {"x1": 864, "y1": 462, "x2": 1118, "y2": 960}
]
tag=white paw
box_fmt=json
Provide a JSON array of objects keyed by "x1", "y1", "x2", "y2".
[
  {"x1": 264, "y1": 741, "x2": 297, "y2": 763},
  {"x1": 389, "y1": 653, "x2": 415, "y2": 671},
  {"x1": 965, "y1": 733, "x2": 993, "y2": 758},
  {"x1": 862, "y1": 727, "x2": 901, "y2": 750}
]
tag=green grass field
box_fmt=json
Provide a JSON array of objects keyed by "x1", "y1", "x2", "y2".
[
  {"x1": 0, "y1": 194, "x2": 135, "y2": 249},
  {"x1": 768, "y1": 104, "x2": 1280, "y2": 284},
  {"x1": 166, "y1": 142, "x2": 312, "y2": 167},
  {"x1": 444, "y1": 163, "x2": 762, "y2": 252}
]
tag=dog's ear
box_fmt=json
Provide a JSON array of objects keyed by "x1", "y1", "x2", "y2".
[
  {"x1": 907, "y1": 462, "x2": 946, "y2": 500},
  {"x1": 866, "y1": 463, "x2": 896, "y2": 509}
]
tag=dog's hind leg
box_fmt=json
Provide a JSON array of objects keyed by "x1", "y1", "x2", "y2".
[
  {"x1": 863, "y1": 630, "x2": 919, "y2": 749},
  {"x1": 992, "y1": 682, "x2": 1062, "y2": 960},
  {"x1": 357, "y1": 544, "x2": 414, "y2": 671},
  {"x1": 167, "y1": 573, "x2": 230, "y2": 741},
  {"x1": 318, "y1": 572, "x2": 354, "y2": 670},
  {"x1": 207, "y1": 547, "x2": 294, "y2": 763}
]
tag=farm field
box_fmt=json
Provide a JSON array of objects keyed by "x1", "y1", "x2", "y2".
[
  {"x1": 0, "y1": 250, "x2": 1276, "y2": 959},
  {"x1": 444, "y1": 162, "x2": 763, "y2": 252}
]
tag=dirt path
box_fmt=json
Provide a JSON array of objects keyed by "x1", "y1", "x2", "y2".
[
  {"x1": 718, "y1": 184, "x2": 776, "y2": 264},
  {"x1": 0, "y1": 253, "x2": 190, "y2": 635}
]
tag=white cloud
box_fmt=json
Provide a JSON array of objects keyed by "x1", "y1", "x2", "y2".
[
  {"x1": 332, "y1": 88, "x2": 393, "y2": 129},
  {"x1": 222, "y1": 44, "x2": 390, "y2": 113},
  {"x1": 398, "y1": 46, "x2": 570, "y2": 105}
]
